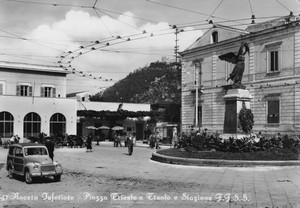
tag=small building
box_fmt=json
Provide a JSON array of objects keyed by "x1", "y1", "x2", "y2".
[
  {"x1": 180, "y1": 15, "x2": 300, "y2": 135},
  {"x1": 0, "y1": 61, "x2": 77, "y2": 140},
  {"x1": 77, "y1": 101, "x2": 151, "y2": 140}
]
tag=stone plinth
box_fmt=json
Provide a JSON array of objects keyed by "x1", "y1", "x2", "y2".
[{"x1": 223, "y1": 89, "x2": 251, "y2": 134}]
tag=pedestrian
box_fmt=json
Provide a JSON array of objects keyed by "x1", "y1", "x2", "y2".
[
  {"x1": 149, "y1": 133, "x2": 155, "y2": 149},
  {"x1": 96, "y1": 134, "x2": 100, "y2": 146},
  {"x1": 127, "y1": 133, "x2": 134, "y2": 155},
  {"x1": 45, "y1": 138, "x2": 55, "y2": 161},
  {"x1": 86, "y1": 134, "x2": 92, "y2": 152},
  {"x1": 155, "y1": 132, "x2": 160, "y2": 149},
  {"x1": 173, "y1": 132, "x2": 178, "y2": 148},
  {"x1": 114, "y1": 134, "x2": 118, "y2": 147},
  {"x1": 117, "y1": 134, "x2": 122, "y2": 147}
]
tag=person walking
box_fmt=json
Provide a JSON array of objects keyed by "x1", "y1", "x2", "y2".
[
  {"x1": 117, "y1": 134, "x2": 122, "y2": 147},
  {"x1": 45, "y1": 138, "x2": 55, "y2": 161},
  {"x1": 127, "y1": 133, "x2": 134, "y2": 155},
  {"x1": 149, "y1": 133, "x2": 155, "y2": 149},
  {"x1": 114, "y1": 134, "x2": 118, "y2": 147},
  {"x1": 86, "y1": 134, "x2": 92, "y2": 152}
]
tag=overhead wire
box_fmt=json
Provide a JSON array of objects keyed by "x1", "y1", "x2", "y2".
[
  {"x1": 145, "y1": 0, "x2": 247, "y2": 26},
  {"x1": 275, "y1": 0, "x2": 292, "y2": 13},
  {"x1": 94, "y1": 8, "x2": 141, "y2": 32},
  {"x1": 207, "y1": 0, "x2": 224, "y2": 22},
  {"x1": 2, "y1": 0, "x2": 299, "y2": 84},
  {"x1": 92, "y1": 0, "x2": 114, "y2": 38}
]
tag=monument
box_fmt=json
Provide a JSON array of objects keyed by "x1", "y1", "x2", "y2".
[{"x1": 219, "y1": 42, "x2": 251, "y2": 137}]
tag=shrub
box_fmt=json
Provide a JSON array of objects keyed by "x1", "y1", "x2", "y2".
[
  {"x1": 178, "y1": 133, "x2": 300, "y2": 154},
  {"x1": 238, "y1": 104, "x2": 254, "y2": 134}
]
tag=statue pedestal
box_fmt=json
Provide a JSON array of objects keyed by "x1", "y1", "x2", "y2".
[{"x1": 222, "y1": 89, "x2": 251, "y2": 135}]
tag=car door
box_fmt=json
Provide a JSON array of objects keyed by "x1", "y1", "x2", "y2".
[
  {"x1": 7, "y1": 146, "x2": 15, "y2": 169},
  {"x1": 13, "y1": 147, "x2": 24, "y2": 174}
]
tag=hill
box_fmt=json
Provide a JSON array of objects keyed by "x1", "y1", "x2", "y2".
[{"x1": 90, "y1": 61, "x2": 181, "y2": 105}]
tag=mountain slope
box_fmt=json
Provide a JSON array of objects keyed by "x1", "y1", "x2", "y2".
[{"x1": 91, "y1": 61, "x2": 181, "y2": 104}]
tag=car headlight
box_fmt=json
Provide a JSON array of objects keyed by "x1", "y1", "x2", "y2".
[
  {"x1": 33, "y1": 163, "x2": 39, "y2": 170},
  {"x1": 55, "y1": 164, "x2": 62, "y2": 168}
]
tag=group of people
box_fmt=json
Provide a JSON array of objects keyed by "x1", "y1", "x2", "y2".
[
  {"x1": 113, "y1": 133, "x2": 136, "y2": 155},
  {"x1": 114, "y1": 134, "x2": 122, "y2": 147},
  {"x1": 149, "y1": 132, "x2": 160, "y2": 149}
]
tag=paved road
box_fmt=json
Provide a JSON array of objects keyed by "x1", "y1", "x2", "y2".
[{"x1": 1, "y1": 142, "x2": 300, "y2": 208}]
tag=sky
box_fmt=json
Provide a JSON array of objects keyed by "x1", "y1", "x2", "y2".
[{"x1": 1, "y1": 0, "x2": 300, "y2": 94}]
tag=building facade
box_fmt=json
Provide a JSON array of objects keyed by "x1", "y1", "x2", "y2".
[
  {"x1": 0, "y1": 62, "x2": 77, "y2": 140},
  {"x1": 180, "y1": 16, "x2": 300, "y2": 135}
]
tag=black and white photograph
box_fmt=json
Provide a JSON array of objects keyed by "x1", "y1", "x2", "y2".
[{"x1": 1, "y1": 0, "x2": 300, "y2": 207}]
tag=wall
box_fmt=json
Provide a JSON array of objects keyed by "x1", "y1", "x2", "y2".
[
  {"x1": 0, "y1": 95, "x2": 77, "y2": 138},
  {"x1": 0, "y1": 69, "x2": 67, "y2": 98}
]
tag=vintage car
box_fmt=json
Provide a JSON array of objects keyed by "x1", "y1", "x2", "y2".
[{"x1": 6, "y1": 143, "x2": 63, "y2": 184}]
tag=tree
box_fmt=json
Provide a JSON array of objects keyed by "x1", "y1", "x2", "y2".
[{"x1": 238, "y1": 103, "x2": 254, "y2": 134}]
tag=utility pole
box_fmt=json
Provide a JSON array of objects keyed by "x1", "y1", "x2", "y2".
[{"x1": 172, "y1": 25, "x2": 184, "y2": 64}]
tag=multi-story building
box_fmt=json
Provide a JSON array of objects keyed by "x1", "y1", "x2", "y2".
[
  {"x1": 0, "y1": 61, "x2": 77, "y2": 140},
  {"x1": 180, "y1": 15, "x2": 300, "y2": 135}
]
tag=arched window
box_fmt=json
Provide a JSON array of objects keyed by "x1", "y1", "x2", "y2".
[
  {"x1": 211, "y1": 31, "x2": 218, "y2": 43},
  {"x1": 50, "y1": 113, "x2": 66, "y2": 136},
  {"x1": 0, "y1": 111, "x2": 14, "y2": 138},
  {"x1": 24, "y1": 112, "x2": 41, "y2": 138}
]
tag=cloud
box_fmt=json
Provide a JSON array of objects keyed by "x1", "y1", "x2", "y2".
[{"x1": 3, "y1": 9, "x2": 202, "y2": 93}]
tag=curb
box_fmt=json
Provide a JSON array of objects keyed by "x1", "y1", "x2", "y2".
[{"x1": 151, "y1": 152, "x2": 300, "y2": 167}]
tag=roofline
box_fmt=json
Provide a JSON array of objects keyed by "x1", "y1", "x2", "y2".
[
  {"x1": 180, "y1": 20, "x2": 300, "y2": 56},
  {"x1": 0, "y1": 61, "x2": 70, "y2": 74}
]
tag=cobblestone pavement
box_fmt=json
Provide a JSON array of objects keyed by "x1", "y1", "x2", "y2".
[{"x1": 0, "y1": 142, "x2": 300, "y2": 208}]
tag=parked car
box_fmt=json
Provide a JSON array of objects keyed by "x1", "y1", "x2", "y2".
[{"x1": 6, "y1": 143, "x2": 63, "y2": 184}]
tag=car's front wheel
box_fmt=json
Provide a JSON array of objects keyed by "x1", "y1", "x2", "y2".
[
  {"x1": 24, "y1": 170, "x2": 33, "y2": 184},
  {"x1": 8, "y1": 166, "x2": 14, "y2": 179}
]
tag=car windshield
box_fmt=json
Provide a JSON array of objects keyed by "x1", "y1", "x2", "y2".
[{"x1": 24, "y1": 147, "x2": 48, "y2": 156}]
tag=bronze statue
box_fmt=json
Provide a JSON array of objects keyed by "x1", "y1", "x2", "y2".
[{"x1": 219, "y1": 42, "x2": 249, "y2": 89}]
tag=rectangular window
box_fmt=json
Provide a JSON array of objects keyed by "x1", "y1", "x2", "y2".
[
  {"x1": 17, "y1": 84, "x2": 32, "y2": 96},
  {"x1": 266, "y1": 42, "x2": 281, "y2": 73},
  {"x1": 21, "y1": 85, "x2": 29, "y2": 96},
  {"x1": 41, "y1": 86, "x2": 56, "y2": 97},
  {"x1": 44, "y1": 87, "x2": 52, "y2": 97},
  {"x1": 270, "y1": 50, "x2": 279, "y2": 72},
  {"x1": 15, "y1": 147, "x2": 23, "y2": 157},
  {"x1": 198, "y1": 106, "x2": 202, "y2": 126},
  {"x1": 267, "y1": 100, "x2": 280, "y2": 124}
]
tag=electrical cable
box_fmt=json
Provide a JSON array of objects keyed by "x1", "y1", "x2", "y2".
[
  {"x1": 94, "y1": 8, "x2": 141, "y2": 32},
  {"x1": 207, "y1": 0, "x2": 224, "y2": 21},
  {"x1": 275, "y1": 0, "x2": 292, "y2": 13},
  {"x1": 93, "y1": 8, "x2": 114, "y2": 37}
]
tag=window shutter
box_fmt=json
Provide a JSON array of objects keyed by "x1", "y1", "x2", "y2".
[
  {"x1": 16, "y1": 85, "x2": 20, "y2": 96},
  {"x1": 29, "y1": 86, "x2": 33, "y2": 96},
  {"x1": 52, "y1": 88, "x2": 56, "y2": 97},
  {"x1": 0, "y1": 84, "x2": 3, "y2": 95},
  {"x1": 41, "y1": 87, "x2": 44, "y2": 97}
]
